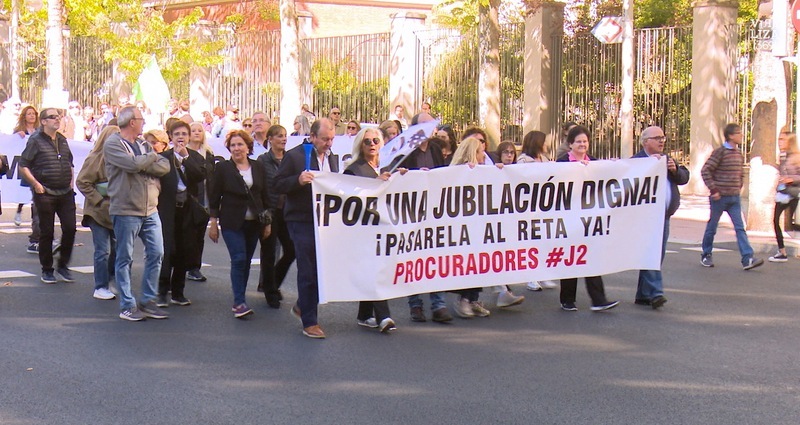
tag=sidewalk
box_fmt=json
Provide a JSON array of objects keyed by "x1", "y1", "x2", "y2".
[{"x1": 670, "y1": 195, "x2": 796, "y2": 256}]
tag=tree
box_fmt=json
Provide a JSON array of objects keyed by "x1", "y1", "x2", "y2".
[
  {"x1": 63, "y1": 1, "x2": 226, "y2": 87},
  {"x1": 45, "y1": 0, "x2": 63, "y2": 92}
]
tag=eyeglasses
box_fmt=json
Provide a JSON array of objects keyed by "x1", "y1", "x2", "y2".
[
  {"x1": 43, "y1": 115, "x2": 60, "y2": 120},
  {"x1": 347, "y1": 126, "x2": 357, "y2": 130},
  {"x1": 501, "y1": 150, "x2": 516, "y2": 155},
  {"x1": 172, "y1": 131, "x2": 189, "y2": 137},
  {"x1": 243, "y1": 124, "x2": 252, "y2": 128},
  {"x1": 647, "y1": 136, "x2": 667, "y2": 142},
  {"x1": 362, "y1": 138, "x2": 381, "y2": 146},
  {"x1": 68, "y1": 105, "x2": 80, "y2": 109},
  {"x1": 331, "y1": 111, "x2": 341, "y2": 115}
]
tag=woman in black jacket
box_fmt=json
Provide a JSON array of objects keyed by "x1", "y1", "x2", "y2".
[
  {"x1": 556, "y1": 125, "x2": 618, "y2": 312},
  {"x1": 343, "y1": 127, "x2": 396, "y2": 333},
  {"x1": 257, "y1": 125, "x2": 296, "y2": 308},
  {"x1": 209, "y1": 130, "x2": 271, "y2": 319}
]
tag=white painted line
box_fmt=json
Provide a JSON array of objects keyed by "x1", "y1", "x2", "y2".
[
  {"x1": 250, "y1": 258, "x2": 260, "y2": 265},
  {"x1": 666, "y1": 250, "x2": 678, "y2": 254},
  {"x1": 70, "y1": 266, "x2": 95, "y2": 274},
  {"x1": 0, "y1": 222, "x2": 29, "y2": 227},
  {"x1": 0, "y1": 228, "x2": 33, "y2": 234},
  {"x1": 682, "y1": 247, "x2": 732, "y2": 253},
  {"x1": 0, "y1": 270, "x2": 36, "y2": 279}
]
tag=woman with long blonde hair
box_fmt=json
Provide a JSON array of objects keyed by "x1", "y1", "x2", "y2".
[
  {"x1": 185, "y1": 121, "x2": 216, "y2": 282},
  {"x1": 770, "y1": 131, "x2": 800, "y2": 262},
  {"x1": 76, "y1": 125, "x2": 121, "y2": 301}
]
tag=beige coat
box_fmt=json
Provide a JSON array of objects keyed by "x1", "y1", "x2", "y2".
[{"x1": 76, "y1": 150, "x2": 112, "y2": 229}]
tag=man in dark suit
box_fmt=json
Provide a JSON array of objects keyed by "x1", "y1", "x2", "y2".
[
  {"x1": 156, "y1": 120, "x2": 207, "y2": 307},
  {"x1": 275, "y1": 118, "x2": 339, "y2": 339},
  {"x1": 632, "y1": 126, "x2": 689, "y2": 309}
]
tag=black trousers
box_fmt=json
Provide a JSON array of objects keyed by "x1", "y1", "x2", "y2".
[
  {"x1": 259, "y1": 210, "x2": 296, "y2": 298},
  {"x1": 560, "y1": 276, "x2": 608, "y2": 306},
  {"x1": 159, "y1": 206, "x2": 190, "y2": 298},
  {"x1": 357, "y1": 300, "x2": 391, "y2": 322},
  {"x1": 773, "y1": 199, "x2": 800, "y2": 250},
  {"x1": 185, "y1": 215, "x2": 208, "y2": 271},
  {"x1": 33, "y1": 191, "x2": 76, "y2": 272}
]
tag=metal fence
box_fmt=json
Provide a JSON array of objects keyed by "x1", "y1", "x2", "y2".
[
  {"x1": 211, "y1": 30, "x2": 281, "y2": 119},
  {"x1": 301, "y1": 33, "x2": 391, "y2": 124},
  {"x1": 551, "y1": 27, "x2": 693, "y2": 161},
  {"x1": 416, "y1": 23, "x2": 525, "y2": 144}
]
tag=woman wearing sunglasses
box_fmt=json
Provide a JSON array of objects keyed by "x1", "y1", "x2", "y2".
[{"x1": 343, "y1": 127, "x2": 397, "y2": 333}]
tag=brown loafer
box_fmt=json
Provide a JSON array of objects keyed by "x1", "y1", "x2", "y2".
[{"x1": 303, "y1": 325, "x2": 326, "y2": 339}]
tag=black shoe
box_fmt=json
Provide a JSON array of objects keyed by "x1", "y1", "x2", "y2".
[
  {"x1": 634, "y1": 299, "x2": 651, "y2": 306},
  {"x1": 265, "y1": 293, "x2": 281, "y2": 309},
  {"x1": 409, "y1": 306, "x2": 427, "y2": 322},
  {"x1": 742, "y1": 257, "x2": 764, "y2": 271},
  {"x1": 187, "y1": 269, "x2": 207, "y2": 282},
  {"x1": 55, "y1": 267, "x2": 74, "y2": 283},
  {"x1": 41, "y1": 271, "x2": 57, "y2": 284},
  {"x1": 257, "y1": 283, "x2": 264, "y2": 292},
  {"x1": 156, "y1": 294, "x2": 170, "y2": 308},
  {"x1": 590, "y1": 300, "x2": 620, "y2": 312},
  {"x1": 561, "y1": 302, "x2": 578, "y2": 311},
  {"x1": 650, "y1": 295, "x2": 667, "y2": 309},
  {"x1": 170, "y1": 296, "x2": 192, "y2": 306}
]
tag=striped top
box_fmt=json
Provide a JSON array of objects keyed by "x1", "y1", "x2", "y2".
[{"x1": 701, "y1": 144, "x2": 744, "y2": 196}]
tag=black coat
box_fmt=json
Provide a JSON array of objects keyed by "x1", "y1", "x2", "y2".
[
  {"x1": 209, "y1": 158, "x2": 270, "y2": 231},
  {"x1": 344, "y1": 158, "x2": 379, "y2": 179},
  {"x1": 157, "y1": 149, "x2": 206, "y2": 255},
  {"x1": 632, "y1": 149, "x2": 690, "y2": 217},
  {"x1": 274, "y1": 144, "x2": 339, "y2": 223}
]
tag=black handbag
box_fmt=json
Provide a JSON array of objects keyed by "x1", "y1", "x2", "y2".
[
  {"x1": 238, "y1": 170, "x2": 272, "y2": 226},
  {"x1": 175, "y1": 156, "x2": 210, "y2": 226}
]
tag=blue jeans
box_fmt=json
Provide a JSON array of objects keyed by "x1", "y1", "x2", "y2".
[
  {"x1": 113, "y1": 213, "x2": 164, "y2": 310},
  {"x1": 702, "y1": 195, "x2": 754, "y2": 264},
  {"x1": 87, "y1": 217, "x2": 116, "y2": 291},
  {"x1": 287, "y1": 221, "x2": 320, "y2": 328},
  {"x1": 407, "y1": 292, "x2": 446, "y2": 311},
  {"x1": 221, "y1": 221, "x2": 260, "y2": 306},
  {"x1": 637, "y1": 219, "x2": 669, "y2": 300}
]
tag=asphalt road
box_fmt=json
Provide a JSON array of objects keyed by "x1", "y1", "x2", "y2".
[{"x1": 1, "y1": 206, "x2": 799, "y2": 425}]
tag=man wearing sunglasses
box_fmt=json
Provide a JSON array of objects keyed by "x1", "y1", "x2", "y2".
[
  {"x1": 19, "y1": 108, "x2": 77, "y2": 285},
  {"x1": 328, "y1": 106, "x2": 347, "y2": 135}
]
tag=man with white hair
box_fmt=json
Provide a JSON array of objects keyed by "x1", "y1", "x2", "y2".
[{"x1": 631, "y1": 126, "x2": 689, "y2": 309}]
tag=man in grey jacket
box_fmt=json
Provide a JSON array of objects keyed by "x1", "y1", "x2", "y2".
[{"x1": 104, "y1": 106, "x2": 170, "y2": 321}]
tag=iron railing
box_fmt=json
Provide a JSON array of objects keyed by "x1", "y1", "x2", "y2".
[{"x1": 301, "y1": 32, "x2": 391, "y2": 125}]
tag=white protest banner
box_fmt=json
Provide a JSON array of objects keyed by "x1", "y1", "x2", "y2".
[
  {"x1": 0, "y1": 134, "x2": 92, "y2": 205},
  {"x1": 311, "y1": 158, "x2": 667, "y2": 303},
  {"x1": 1, "y1": 132, "x2": 357, "y2": 207},
  {"x1": 378, "y1": 120, "x2": 439, "y2": 169}
]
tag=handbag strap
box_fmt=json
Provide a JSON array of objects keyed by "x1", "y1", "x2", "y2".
[{"x1": 235, "y1": 163, "x2": 262, "y2": 213}]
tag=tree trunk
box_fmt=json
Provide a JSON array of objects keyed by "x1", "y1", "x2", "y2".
[
  {"x1": 46, "y1": 0, "x2": 64, "y2": 92},
  {"x1": 747, "y1": 8, "x2": 791, "y2": 232},
  {"x1": 478, "y1": 0, "x2": 501, "y2": 149}
]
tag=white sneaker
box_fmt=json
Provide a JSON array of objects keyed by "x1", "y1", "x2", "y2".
[
  {"x1": 357, "y1": 317, "x2": 378, "y2": 328},
  {"x1": 93, "y1": 288, "x2": 116, "y2": 300},
  {"x1": 14, "y1": 211, "x2": 22, "y2": 227},
  {"x1": 454, "y1": 297, "x2": 474, "y2": 318},
  {"x1": 539, "y1": 280, "x2": 558, "y2": 289},
  {"x1": 497, "y1": 290, "x2": 525, "y2": 307},
  {"x1": 470, "y1": 301, "x2": 491, "y2": 317},
  {"x1": 379, "y1": 317, "x2": 396, "y2": 333},
  {"x1": 526, "y1": 281, "x2": 543, "y2": 291}
]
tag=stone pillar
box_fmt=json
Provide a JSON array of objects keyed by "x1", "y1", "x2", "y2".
[
  {"x1": 279, "y1": 0, "x2": 302, "y2": 126},
  {"x1": 389, "y1": 13, "x2": 426, "y2": 123},
  {"x1": 523, "y1": 1, "x2": 565, "y2": 136},
  {"x1": 297, "y1": 11, "x2": 314, "y2": 109},
  {"x1": 687, "y1": 0, "x2": 739, "y2": 194}
]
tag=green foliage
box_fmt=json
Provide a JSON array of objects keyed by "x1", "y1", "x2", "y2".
[
  {"x1": 635, "y1": 0, "x2": 692, "y2": 28},
  {"x1": 224, "y1": 13, "x2": 245, "y2": 28},
  {"x1": 433, "y1": 0, "x2": 488, "y2": 31},
  {"x1": 311, "y1": 58, "x2": 388, "y2": 123},
  {"x1": 61, "y1": 2, "x2": 226, "y2": 86}
]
